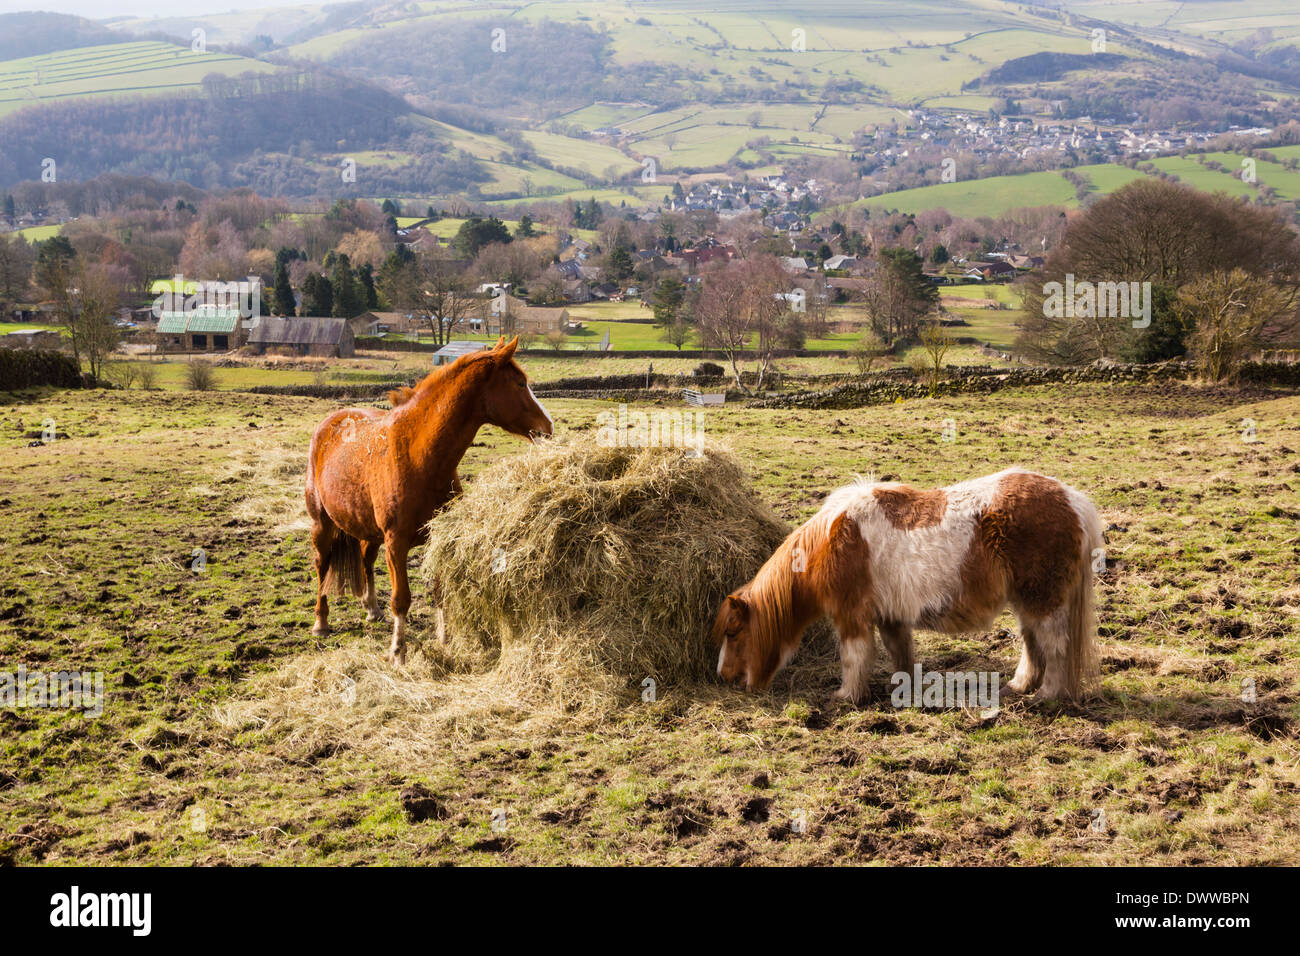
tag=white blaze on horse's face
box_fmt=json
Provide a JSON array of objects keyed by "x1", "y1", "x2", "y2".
[
  {"x1": 713, "y1": 594, "x2": 752, "y2": 688},
  {"x1": 486, "y1": 363, "x2": 554, "y2": 441},
  {"x1": 528, "y1": 384, "x2": 553, "y2": 434}
]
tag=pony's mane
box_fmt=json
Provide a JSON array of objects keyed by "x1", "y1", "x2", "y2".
[{"x1": 742, "y1": 509, "x2": 838, "y2": 663}]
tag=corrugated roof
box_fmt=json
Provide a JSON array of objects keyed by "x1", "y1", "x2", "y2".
[
  {"x1": 248, "y1": 317, "x2": 350, "y2": 345},
  {"x1": 187, "y1": 312, "x2": 240, "y2": 333},
  {"x1": 155, "y1": 310, "x2": 240, "y2": 334},
  {"x1": 434, "y1": 341, "x2": 489, "y2": 357}
]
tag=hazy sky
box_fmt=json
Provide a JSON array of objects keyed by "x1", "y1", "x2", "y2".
[{"x1": 0, "y1": 0, "x2": 308, "y2": 19}]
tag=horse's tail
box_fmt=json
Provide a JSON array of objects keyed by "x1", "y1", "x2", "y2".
[
  {"x1": 1064, "y1": 491, "x2": 1103, "y2": 698},
  {"x1": 324, "y1": 531, "x2": 365, "y2": 598}
]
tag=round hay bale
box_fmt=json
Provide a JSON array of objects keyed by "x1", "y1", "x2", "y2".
[{"x1": 417, "y1": 435, "x2": 789, "y2": 710}]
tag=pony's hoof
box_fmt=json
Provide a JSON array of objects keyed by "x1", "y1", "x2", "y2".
[
  {"x1": 311, "y1": 624, "x2": 331, "y2": 637},
  {"x1": 365, "y1": 611, "x2": 381, "y2": 623},
  {"x1": 387, "y1": 648, "x2": 406, "y2": 667},
  {"x1": 827, "y1": 688, "x2": 861, "y2": 708}
]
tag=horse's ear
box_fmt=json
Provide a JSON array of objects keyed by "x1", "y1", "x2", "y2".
[
  {"x1": 726, "y1": 593, "x2": 749, "y2": 622},
  {"x1": 494, "y1": 335, "x2": 506, "y2": 349},
  {"x1": 496, "y1": 335, "x2": 519, "y2": 360}
]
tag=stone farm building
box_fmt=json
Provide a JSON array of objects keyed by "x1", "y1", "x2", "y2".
[
  {"x1": 247, "y1": 317, "x2": 356, "y2": 358},
  {"x1": 469, "y1": 297, "x2": 569, "y2": 337},
  {"x1": 155, "y1": 306, "x2": 246, "y2": 352},
  {"x1": 353, "y1": 311, "x2": 420, "y2": 335}
]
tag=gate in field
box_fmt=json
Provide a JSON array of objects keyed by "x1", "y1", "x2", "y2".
[{"x1": 682, "y1": 388, "x2": 726, "y2": 407}]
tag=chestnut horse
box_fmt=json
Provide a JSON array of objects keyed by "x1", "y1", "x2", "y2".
[
  {"x1": 305, "y1": 336, "x2": 552, "y2": 665},
  {"x1": 713, "y1": 468, "x2": 1102, "y2": 703}
]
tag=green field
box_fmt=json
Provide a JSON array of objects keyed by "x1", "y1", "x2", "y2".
[
  {"x1": 847, "y1": 147, "x2": 1300, "y2": 220},
  {"x1": 857, "y1": 170, "x2": 1080, "y2": 218},
  {"x1": 0, "y1": 40, "x2": 280, "y2": 119},
  {"x1": 1147, "y1": 157, "x2": 1261, "y2": 200},
  {"x1": 1069, "y1": 0, "x2": 1300, "y2": 48},
  {"x1": 10, "y1": 225, "x2": 60, "y2": 242},
  {"x1": 520, "y1": 130, "x2": 640, "y2": 178}
]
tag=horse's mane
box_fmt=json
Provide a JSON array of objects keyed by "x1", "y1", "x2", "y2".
[
  {"x1": 387, "y1": 349, "x2": 510, "y2": 409},
  {"x1": 742, "y1": 510, "x2": 837, "y2": 664}
]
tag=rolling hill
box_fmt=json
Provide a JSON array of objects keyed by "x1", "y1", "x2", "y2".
[{"x1": 0, "y1": 0, "x2": 1297, "y2": 204}]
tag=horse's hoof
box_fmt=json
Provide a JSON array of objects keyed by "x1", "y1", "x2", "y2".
[
  {"x1": 387, "y1": 649, "x2": 406, "y2": 667},
  {"x1": 312, "y1": 624, "x2": 330, "y2": 637},
  {"x1": 365, "y1": 611, "x2": 380, "y2": 623}
]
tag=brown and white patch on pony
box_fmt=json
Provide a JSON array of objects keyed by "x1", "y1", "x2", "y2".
[
  {"x1": 982, "y1": 471, "x2": 1083, "y2": 617},
  {"x1": 871, "y1": 486, "x2": 948, "y2": 530}
]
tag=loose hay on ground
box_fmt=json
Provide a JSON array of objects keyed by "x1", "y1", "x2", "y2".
[
  {"x1": 214, "y1": 435, "x2": 836, "y2": 755},
  {"x1": 417, "y1": 435, "x2": 792, "y2": 711}
]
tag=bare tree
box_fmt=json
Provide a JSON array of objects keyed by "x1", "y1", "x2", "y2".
[
  {"x1": 917, "y1": 320, "x2": 956, "y2": 397},
  {"x1": 0, "y1": 233, "x2": 34, "y2": 306},
  {"x1": 382, "y1": 252, "x2": 482, "y2": 346},
  {"x1": 1177, "y1": 269, "x2": 1295, "y2": 382},
  {"x1": 695, "y1": 256, "x2": 798, "y2": 393}
]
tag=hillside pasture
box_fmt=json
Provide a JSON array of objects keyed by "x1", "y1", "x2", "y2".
[
  {"x1": 0, "y1": 40, "x2": 280, "y2": 119},
  {"x1": 856, "y1": 170, "x2": 1078, "y2": 218},
  {"x1": 1, "y1": 378, "x2": 1298, "y2": 864}
]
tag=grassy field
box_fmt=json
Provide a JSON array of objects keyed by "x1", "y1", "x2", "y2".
[
  {"x1": 0, "y1": 40, "x2": 280, "y2": 119},
  {"x1": 1069, "y1": 0, "x2": 1300, "y2": 47},
  {"x1": 10, "y1": 225, "x2": 60, "y2": 242},
  {"x1": 857, "y1": 170, "x2": 1080, "y2": 218},
  {"x1": 2, "y1": 374, "x2": 1298, "y2": 865},
  {"x1": 849, "y1": 148, "x2": 1300, "y2": 219}
]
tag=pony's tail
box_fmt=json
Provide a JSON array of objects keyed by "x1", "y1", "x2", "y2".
[
  {"x1": 324, "y1": 532, "x2": 365, "y2": 598},
  {"x1": 1065, "y1": 495, "x2": 1103, "y2": 699}
]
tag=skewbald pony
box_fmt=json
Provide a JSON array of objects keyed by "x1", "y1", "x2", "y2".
[{"x1": 713, "y1": 468, "x2": 1102, "y2": 704}]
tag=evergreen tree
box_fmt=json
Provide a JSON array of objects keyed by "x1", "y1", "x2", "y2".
[
  {"x1": 452, "y1": 216, "x2": 512, "y2": 257},
  {"x1": 302, "y1": 273, "x2": 333, "y2": 317},
  {"x1": 651, "y1": 275, "x2": 686, "y2": 327},
  {"x1": 273, "y1": 260, "x2": 296, "y2": 316},
  {"x1": 358, "y1": 262, "x2": 379, "y2": 309},
  {"x1": 607, "y1": 245, "x2": 634, "y2": 280},
  {"x1": 331, "y1": 253, "x2": 365, "y2": 318}
]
